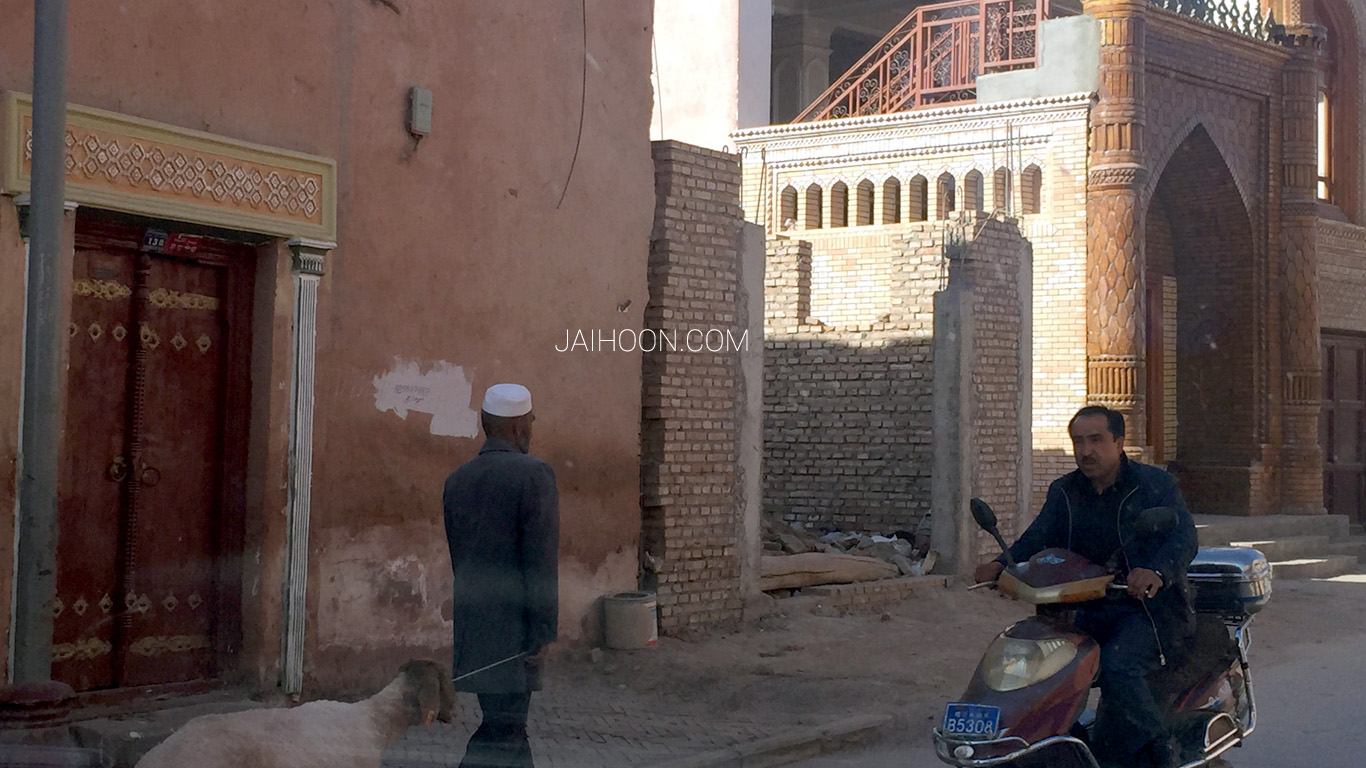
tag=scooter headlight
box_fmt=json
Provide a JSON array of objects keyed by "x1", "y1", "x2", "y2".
[{"x1": 981, "y1": 635, "x2": 1078, "y2": 692}]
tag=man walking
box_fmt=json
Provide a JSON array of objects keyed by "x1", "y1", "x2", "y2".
[
  {"x1": 444, "y1": 383, "x2": 559, "y2": 768},
  {"x1": 973, "y1": 405, "x2": 1197, "y2": 768}
]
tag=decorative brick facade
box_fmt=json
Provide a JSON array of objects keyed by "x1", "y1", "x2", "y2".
[
  {"x1": 1319, "y1": 219, "x2": 1366, "y2": 333},
  {"x1": 642, "y1": 141, "x2": 748, "y2": 631}
]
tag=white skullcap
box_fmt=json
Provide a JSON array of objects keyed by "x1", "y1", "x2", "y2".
[{"x1": 482, "y1": 383, "x2": 532, "y2": 418}]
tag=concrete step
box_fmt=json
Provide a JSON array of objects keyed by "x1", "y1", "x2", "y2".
[
  {"x1": 1328, "y1": 538, "x2": 1366, "y2": 564},
  {"x1": 1268, "y1": 554, "x2": 1360, "y2": 580},
  {"x1": 1194, "y1": 514, "x2": 1351, "y2": 546},
  {"x1": 1223, "y1": 534, "x2": 1330, "y2": 562}
]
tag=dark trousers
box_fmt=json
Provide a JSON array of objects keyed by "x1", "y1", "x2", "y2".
[
  {"x1": 460, "y1": 692, "x2": 534, "y2": 768},
  {"x1": 1076, "y1": 603, "x2": 1172, "y2": 765}
]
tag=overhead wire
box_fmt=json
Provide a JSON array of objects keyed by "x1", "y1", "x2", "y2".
[{"x1": 556, "y1": 0, "x2": 589, "y2": 210}]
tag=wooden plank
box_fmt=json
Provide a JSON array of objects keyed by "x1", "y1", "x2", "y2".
[{"x1": 759, "y1": 552, "x2": 898, "y2": 591}]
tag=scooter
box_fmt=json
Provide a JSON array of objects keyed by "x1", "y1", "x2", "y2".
[{"x1": 932, "y1": 499, "x2": 1271, "y2": 768}]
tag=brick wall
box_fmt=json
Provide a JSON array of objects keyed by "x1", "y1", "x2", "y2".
[
  {"x1": 765, "y1": 239, "x2": 811, "y2": 330},
  {"x1": 954, "y1": 216, "x2": 1029, "y2": 557},
  {"x1": 798, "y1": 575, "x2": 949, "y2": 615},
  {"x1": 642, "y1": 140, "x2": 746, "y2": 631},
  {"x1": 764, "y1": 212, "x2": 1029, "y2": 545},
  {"x1": 1019, "y1": 120, "x2": 1089, "y2": 513},
  {"x1": 734, "y1": 97, "x2": 1091, "y2": 526},
  {"x1": 1164, "y1": 276, "x2": 1178, "y2": 462},
  {"x1": 803, "y1": 230, "x2": 907, "y2": 326},
  {"x1": 763, "y1": 227, "x2": 940, "y2": 533}
]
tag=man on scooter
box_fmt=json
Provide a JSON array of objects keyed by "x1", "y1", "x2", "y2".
[{"x1": 973, "y1": 405, "x2": 1198, "y2": 768}]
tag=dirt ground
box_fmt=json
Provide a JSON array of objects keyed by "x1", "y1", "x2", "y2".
[{"x1": 550, "y1": 573, "x2": 1366, "y2": 756}]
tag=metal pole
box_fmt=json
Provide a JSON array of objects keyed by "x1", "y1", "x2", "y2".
[{"x1": 14, "y1": 0, "x2": 68, "y2": 684}]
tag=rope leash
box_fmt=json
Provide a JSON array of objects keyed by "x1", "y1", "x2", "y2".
[{"x1": 452, "y1": 652, "x2": 527, "y2": 683}]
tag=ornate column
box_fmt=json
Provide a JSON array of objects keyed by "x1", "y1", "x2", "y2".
[
  {"x1": 281, "y1": 237, "x2": 331, "y2": 694},
  {"x1": 1084, "y1": 0, "x2": 1149, "y2": 443},
  {"x1": 1275, "y1": 24, "x2": 1326, "y2": 514}
]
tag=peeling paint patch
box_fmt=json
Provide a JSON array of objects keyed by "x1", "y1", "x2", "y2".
[
  {"x1": 373, "y1": 359, "x2": 478, "y2": 437},
  {"x1": 318, "y1": 524, "x2": 452, "y2": 650}
]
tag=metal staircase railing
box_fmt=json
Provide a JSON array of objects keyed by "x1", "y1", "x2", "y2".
[{"x1": 793, "y1": 0, "x2": 1049, "y2": 122}]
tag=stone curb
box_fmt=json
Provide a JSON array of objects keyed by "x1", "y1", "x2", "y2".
[{"x1": 642, "y1": 713, "x2": 893, "y2": 768}]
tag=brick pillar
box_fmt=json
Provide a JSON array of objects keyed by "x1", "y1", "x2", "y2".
[
  {"x1": 642, "y1": 140, "x2": 747, "y2": 631},
  {"x1": 1276, "y1": 24, "x2": 1327, "y2": 514},
  {"x1": 765, "y1": 238, "x2": 811, "y2": 332},
  {"x1": 1084, "y1": 0, "x2": 1148, "y2": 446}
]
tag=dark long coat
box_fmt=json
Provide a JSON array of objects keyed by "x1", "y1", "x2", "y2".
[
  {"x1": 1000, "y1": 454, "x2": 1198, "y2": 637},
  {"x1": 443, "y1": 437, "x2": 559, "y2": 693}
]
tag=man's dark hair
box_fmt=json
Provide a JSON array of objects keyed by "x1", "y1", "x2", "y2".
[{"x1": 1069, "y1": 405, "x2": 1125, "y2": 439}]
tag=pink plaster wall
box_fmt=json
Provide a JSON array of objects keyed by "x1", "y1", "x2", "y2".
[
  {"x1": 0, "y1": 0, "x2": 653, "y2": 694},
  {"x1": 0, "y1": 203, "x2": 23, "y2": 683}
]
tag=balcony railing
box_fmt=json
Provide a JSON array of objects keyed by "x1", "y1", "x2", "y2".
[
  {"x1": 794, "y1": 0, "x2": 1048, "y2": 122},
  {"x1": 1150, "y1": 0, "x2": 1275, "y2": 40}
]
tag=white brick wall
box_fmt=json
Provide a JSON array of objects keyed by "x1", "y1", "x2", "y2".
[{"x1": 735, "y1": 95, "x2": 1091, "y2": 518}]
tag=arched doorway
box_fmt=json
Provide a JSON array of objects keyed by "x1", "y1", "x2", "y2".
[{"x1": 1145, "y1": 126, "x2": 1260, "y2": 513}]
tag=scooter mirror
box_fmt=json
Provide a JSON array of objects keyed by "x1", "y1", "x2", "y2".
[
  {"x1": 969, "y1": 498, "x2": 998, "y2": 532},
  {"x1": 1135, "y1": 506, "x2": 1177, "y2": 536}
]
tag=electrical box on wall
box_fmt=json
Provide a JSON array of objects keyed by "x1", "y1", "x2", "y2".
[{"x1": 407, "y1": 87, "x2": 432, "y2": 137}]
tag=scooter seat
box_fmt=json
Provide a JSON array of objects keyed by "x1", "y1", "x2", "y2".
[{"x1": 1148, "y1": 614, "x2": 1239, "y2": 710}]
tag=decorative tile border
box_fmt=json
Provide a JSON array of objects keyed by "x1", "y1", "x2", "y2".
[{"x1": 2, "y1": 91, "x2": 335, "y2": 240}]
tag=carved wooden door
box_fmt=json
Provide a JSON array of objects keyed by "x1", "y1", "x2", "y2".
[
  {"x1": 55, "y1": 224, "x2": 249, "y2": 692},
  {"x1": 1322, "y1": 333, "x2": 1366, "y2": 527},
  {"x1": 54, "y1": 248, "x2": 134, "y2": 690}
]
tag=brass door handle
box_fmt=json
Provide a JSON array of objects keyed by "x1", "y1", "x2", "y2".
[
  {"x1": 140, "y1": 464, "x2": 161, "y2": 486},
  {"x1": 107, "y1": 456, "x2": 127, "y2": 482}
]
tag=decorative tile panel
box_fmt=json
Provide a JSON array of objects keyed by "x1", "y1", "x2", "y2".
[{"x1": 3, "y1": 91, "x2": 335, "y2": 240}]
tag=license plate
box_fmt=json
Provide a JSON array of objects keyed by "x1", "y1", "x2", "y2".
[{"x1": 942, "y1": 702, "x2": 1000, "y2": 739}]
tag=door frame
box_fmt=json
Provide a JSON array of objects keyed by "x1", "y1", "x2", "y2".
[{"x1": 1321, "y1": 329, "x2": 1366, "y2": 527}]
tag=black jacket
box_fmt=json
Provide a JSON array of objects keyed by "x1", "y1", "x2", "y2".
[
  {"x1": 999, "y1": 455, "x2": 1198, "y2": 634},
  {"x1": 443, "y1": 437, "x2": 559, "y2": 693}
]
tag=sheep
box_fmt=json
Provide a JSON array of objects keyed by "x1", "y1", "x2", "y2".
[{"x1": 135, "y1": 659, "x2": 456, "y2": 768}]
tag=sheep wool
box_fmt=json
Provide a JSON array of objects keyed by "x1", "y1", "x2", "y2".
[{"x1": 134, "y1": 660, "x2": 456, "y2": 768}]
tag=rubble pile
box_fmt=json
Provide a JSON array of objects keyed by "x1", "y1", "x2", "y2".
[{"x1": 760, "y1": 513, "x2": 938, "y2": 592}]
